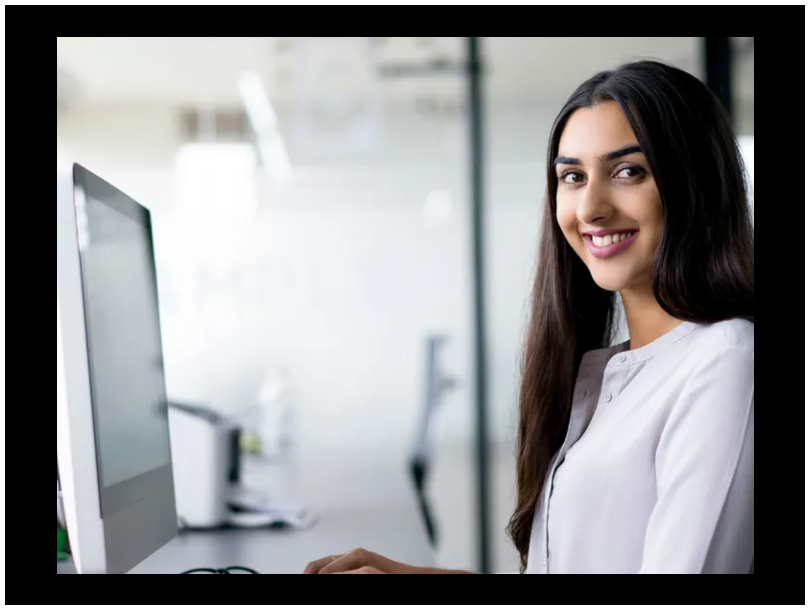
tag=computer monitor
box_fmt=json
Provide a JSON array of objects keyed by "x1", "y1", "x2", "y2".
[{"x1": 56, "y1": 164, "x2": 177, "y2": 574}]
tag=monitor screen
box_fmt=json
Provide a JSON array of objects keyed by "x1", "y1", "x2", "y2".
[{"x1": 74, "y1": 177, "x2": 172, "y2": 509}]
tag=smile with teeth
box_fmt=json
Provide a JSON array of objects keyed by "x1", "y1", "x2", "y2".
[{"x1": 589, "y1": 231, "x2": 636, "y2": 247}]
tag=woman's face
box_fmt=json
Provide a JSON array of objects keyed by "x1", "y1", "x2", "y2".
[{"x1": 555, "y1": 102, "x2": 664, "y2": 293}]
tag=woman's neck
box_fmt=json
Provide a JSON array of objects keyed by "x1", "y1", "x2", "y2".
[{"x1": 620, "y1": 286, "x2": 682, "y2": 351}]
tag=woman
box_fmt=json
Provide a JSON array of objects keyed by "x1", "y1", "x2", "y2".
[{"x1": 305, "y1": 60, "x2": 755, "y2": 575}]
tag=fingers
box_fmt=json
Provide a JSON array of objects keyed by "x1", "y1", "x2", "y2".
[
  {"x1": 304, "y1": 555, "x2": 340, "y2": 575},
  {"x1": 336, "y1": 567, "x2": 384, "y2": 574},
  {"x1": 305, "y1": 549, "x2": 388, "y2": 574},
  {"x1": 319, "y1": 549, "x2": 371, "y2": 574}
]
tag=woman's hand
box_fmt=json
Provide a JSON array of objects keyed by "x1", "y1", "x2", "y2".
[{"x1": 304, "y1": 549, "x2": 425, "y2": 574}]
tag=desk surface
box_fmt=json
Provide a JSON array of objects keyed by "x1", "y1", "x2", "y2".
[{"x1": 58, "y1": 505, "x2": 434, "y2": 574}]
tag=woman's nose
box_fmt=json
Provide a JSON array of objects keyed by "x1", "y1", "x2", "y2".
[{"x1": 576, "y1": 183, "x2": 614, "y2": 225}]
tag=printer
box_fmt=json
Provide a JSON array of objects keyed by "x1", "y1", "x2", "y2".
[{"x1": 168, "y1": 401, "x2": 314, "y2": 530}]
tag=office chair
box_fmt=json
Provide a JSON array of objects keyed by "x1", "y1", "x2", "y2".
[{"x1": 409, "y1": 336, "x2": 458, "y2": 548}]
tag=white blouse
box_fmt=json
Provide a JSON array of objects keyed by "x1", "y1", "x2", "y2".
[{"x1": 527, "y1": 319, "x2": 754, "y2": 574}]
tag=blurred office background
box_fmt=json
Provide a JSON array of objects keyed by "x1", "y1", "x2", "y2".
[{"x1": 56, "y1": 37, "x2": 753, "y2": 574}]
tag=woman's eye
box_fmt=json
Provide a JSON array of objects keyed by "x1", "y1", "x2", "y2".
[
  {"x1": 560, "y1": 171, "x2": 584, "y2": 184},
  {"x1": 616, "y1": 166, "x2": 645, "y2": 179}
]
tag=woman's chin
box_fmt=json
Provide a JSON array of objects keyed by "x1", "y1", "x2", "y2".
[{"x1": 589, "y1": 268, "x2": 636, "y2": 293}]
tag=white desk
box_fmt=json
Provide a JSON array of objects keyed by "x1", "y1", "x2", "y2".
[
  {"x1": 58, "y1": 450, "x2": 435, "y2": 575},
  {"x1": 58, "y1": 506, "x2": 433, "y2": 574}
]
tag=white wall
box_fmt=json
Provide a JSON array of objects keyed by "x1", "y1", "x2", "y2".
[{"x1": 57, "y1": 104, "x2": 180, "y2": 168}]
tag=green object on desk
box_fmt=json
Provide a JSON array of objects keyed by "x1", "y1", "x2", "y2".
[{"x1": 57, "y1": 528, "x2": 69, "y2": 562}]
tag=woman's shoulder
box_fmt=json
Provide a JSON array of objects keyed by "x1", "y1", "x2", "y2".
[
  {"x1": 692, "y1": 318, "x2": 754, "y2": 357},
  {"x1": 660, "y1": 319, "x2": 754, "y2": 448},
  {"x1": 659, "y1": 319, "x2": 753, "y2": 389}
]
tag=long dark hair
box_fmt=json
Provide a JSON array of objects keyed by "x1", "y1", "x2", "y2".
[{"x1": 507, "y1": 60, "x2": 755, "y2": 571}]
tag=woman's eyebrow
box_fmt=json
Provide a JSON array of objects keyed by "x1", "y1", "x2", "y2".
[{"x1": 554, "y1": 144, "x2": 644, "y2": 166}]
